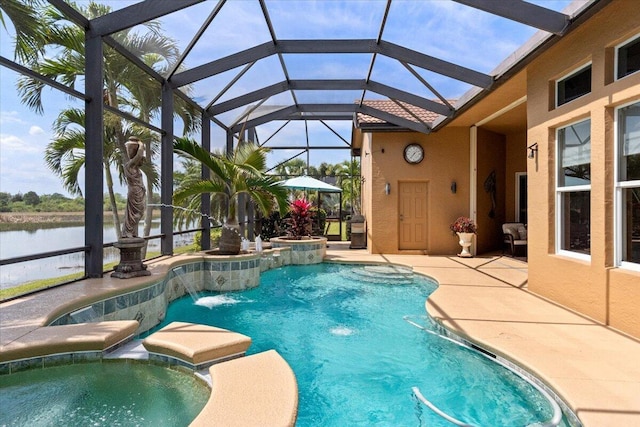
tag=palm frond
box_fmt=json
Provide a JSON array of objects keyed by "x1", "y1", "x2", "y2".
[
  {"x1": 173, "y1": 180, "x2": 226, "y2": 205},
  {"x1": 173, "y1": 138, "x2": 228, "y2": 182},
  {"x1": 0, "y1": 0, "x2": 47, "y2": 63}
]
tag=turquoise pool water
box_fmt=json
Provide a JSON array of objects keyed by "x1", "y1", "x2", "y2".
[
  {"x1": 0, "y1": 362, "x2": 208, "y2": 426},
  {"x1": 154, "y1": 263, "x2": 565, "y2": 426}
]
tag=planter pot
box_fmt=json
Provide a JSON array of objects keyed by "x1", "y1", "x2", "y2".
[
  {"x1": 218, "y1": 224, "x2": 242, "y2": 255},
  {"x1": 270, "y1": 236, "x2": 327, "y2": 264},
  {"x1": 456, "y1": 232, "x2": 474, "y2": 258}
]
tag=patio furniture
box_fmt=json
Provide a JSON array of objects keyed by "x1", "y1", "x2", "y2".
[{"x1": 503, "y1": 223, "x2": 528, "y2": 257}]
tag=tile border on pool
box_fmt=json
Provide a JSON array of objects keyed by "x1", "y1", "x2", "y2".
[
  {"x1": 0, "y1": 332, "x2": 135, "y2": 376},
  {"x1": 46, "y1": 243, "x2": 326, "y2": 335}
]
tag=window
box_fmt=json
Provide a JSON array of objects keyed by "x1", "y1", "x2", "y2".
[
  {"x1": 516, "y1": 172, "x2": 527, "y2": 224},
  {"x1": 556, "y1": 64, "x2": 592, "y2": 107},
  {"x1": 556, "y1": 119, "x2": 591, "y2": 258},
  {"x1": 616, "y1": 34, "x2": 640, "y2": 80},
  {"x1": 616, "y1": 101, "x2": 640, "y2": 268}
]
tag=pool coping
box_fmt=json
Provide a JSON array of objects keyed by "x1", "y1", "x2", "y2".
[{"x1": 1, "y1": 244, "x2": 639, "y2": 426}]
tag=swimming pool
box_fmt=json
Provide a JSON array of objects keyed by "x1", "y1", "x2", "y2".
[
  {"x1": 152, "y1": 263, "x2": 568, "y2": 426},
  {"x1": 0, "y1": 361, "x2": 208, "y2": 426}
]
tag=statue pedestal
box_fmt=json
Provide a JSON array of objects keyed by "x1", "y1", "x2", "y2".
[{"x1": 112, "y1": 237, "x2": 151, "y2": 279}]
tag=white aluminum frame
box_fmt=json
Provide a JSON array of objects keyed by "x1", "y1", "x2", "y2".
[
  {"x1": 614, "y1": 32, "x2": 640, "y2": 82},
  {"x1": 614, "y1": 99, "x2": 640, "y2": 271},
  {"x1": 555, "y1": 117, "x2": 592, "y2": 261},
  {"x1": 555, "y1": 62, "x2": 592, "y2": 108},
  {"x1": 515, "y1": 172, "x2": 527, "y2": 223}
]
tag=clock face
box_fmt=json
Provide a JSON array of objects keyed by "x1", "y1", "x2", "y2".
[{"x1": 403, "y1": 143, "x2": 424, "y2": 164}]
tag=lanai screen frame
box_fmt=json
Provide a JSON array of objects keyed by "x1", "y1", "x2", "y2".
[{"x1": 1, "y1": 0, "x2": 606, "y2": 280}]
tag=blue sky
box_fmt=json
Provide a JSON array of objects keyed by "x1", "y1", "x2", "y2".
[{"x1": 0, "y1": 0, "x2": 578, "y2": 197}]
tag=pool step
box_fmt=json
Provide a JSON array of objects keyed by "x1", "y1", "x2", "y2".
[
  {"x1": 190, "y1": 349, "x2": 298, "y2": 427},
  {"x1": 345, "y1": 265, "x2": 414, "y2": 284},
  {"x1": 142, "y1": 322, "x2": 251, "y2": 370}
]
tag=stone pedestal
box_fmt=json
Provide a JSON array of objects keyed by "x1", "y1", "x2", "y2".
[{"x1": 112, "y1": 237, "x2": 151, "y2": 279}]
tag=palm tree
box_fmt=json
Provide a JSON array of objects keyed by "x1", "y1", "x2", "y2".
[
  {"x1": 14, "y1": 1, "x2": 193, "y2": 242},
  {"x1": 45, "y1": 108, "x2": 157, "y2": 234},
  {"x1": 273, "y1": 158, "x2": 307, "y2": 178},
  {"x1": 334, "y1": 159, "x2": 361, "y2": 213},
  {"x1": 123, "y1": 54, "x2": 200, "y2": 246},
  {"x1": 173, "y1": 138, "x2": 288, "y2": 254},
  {"x1": 0, "y1": 0, "x2": 47, "y2": 63},
  {"x1": 172, "y1": 157, "x2": 227, "y2": 230}
]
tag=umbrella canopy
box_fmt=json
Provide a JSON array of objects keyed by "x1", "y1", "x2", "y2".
[{"x1": 277, "y1": 175, "x2": 342, "y2": 192}]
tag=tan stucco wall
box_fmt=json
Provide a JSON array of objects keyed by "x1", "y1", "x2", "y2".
[
  {"x1": 526, "y1": 0, "x2": 640, "y2": 337},
  {"x1": 361, "y1": 128, "x2": 470, "y2": 254}
]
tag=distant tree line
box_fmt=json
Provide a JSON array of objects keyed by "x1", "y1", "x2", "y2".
[{"x1": 0, "y1": 191, "x2": 156, "y2": 213}]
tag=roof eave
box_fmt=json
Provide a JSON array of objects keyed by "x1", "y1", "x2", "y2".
[{"x1": 432, "y1": 0, "x2": 612, "y2": 131}]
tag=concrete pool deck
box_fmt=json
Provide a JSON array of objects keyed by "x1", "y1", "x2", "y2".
[{"x1": 1, "y1": 243, "x2": 639, "y2": 426}]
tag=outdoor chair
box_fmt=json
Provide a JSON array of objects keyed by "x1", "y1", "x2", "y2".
[{"x1": 502, "y1": 223, "x2": 528, "y2": 257}]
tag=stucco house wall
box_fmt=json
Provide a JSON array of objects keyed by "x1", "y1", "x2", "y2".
[
  {"x1": 526, "y1": 0, "x2": 640, "y2": 337},
  {"x1": 355, "y1": 0, "x2": 639, "y2": 339},
  {"x1": 360, "y1": 128, "x2": 470, "y2": 254}
]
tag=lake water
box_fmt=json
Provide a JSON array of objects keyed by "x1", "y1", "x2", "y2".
[{"x1": 0, "y1": 222, "x2": 195, "y2": 290}]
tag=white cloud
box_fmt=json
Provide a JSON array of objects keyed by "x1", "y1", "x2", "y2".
[
  {"x1": 29, "y1": 126, "x2": 45, "y2": 135},
  {"x1": 0, "y1": 133, "x2": 40, "y2": 153},
  {"x1": 0, "y1": 111, "x2": 28, "y2": 125}
]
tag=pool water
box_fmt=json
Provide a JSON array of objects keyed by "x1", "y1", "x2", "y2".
[
  {"x1": 154, "y1": 263, "x2": 566, "y2": 426},
  {"x1": 0, "y1": 362, "x2": 208, "y2": 427}
]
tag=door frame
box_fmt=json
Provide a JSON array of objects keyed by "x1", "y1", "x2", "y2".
[
  {"x1": 397, "y1": 180, "x2": 429, "y2": 251},
  {"x1": 515, "y1": 172, "x2": 527, "y2": 223}
]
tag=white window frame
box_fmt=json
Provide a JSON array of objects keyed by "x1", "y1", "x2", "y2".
[
  {"x1": 555, "y1": 118, "x2": 591, "y2": 261},
  {"x1": 615, "y1": 33, "x2": 640, "y2": 81},
  {"x1": 515, "y1": 172, "x2": 527, "y2": 223},
  {"x1": 614, "y1": 99, "x2": 640, "y2": 271},
  {"x1": 555, "y1": 62, "x2": 592, "y2": 108}
]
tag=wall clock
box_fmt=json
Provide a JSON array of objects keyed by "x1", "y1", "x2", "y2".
[{"x1": 403, "y1": 143, "x2": 424, "y2": 164}]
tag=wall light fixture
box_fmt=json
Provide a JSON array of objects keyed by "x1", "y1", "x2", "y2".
[{"x1": 527, "y1": 143, "x2": 538, "y2": 159}]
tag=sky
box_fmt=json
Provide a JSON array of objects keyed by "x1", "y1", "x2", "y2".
[{"x1": 0, "y1": 0, "x2": 578, "y2": 197}]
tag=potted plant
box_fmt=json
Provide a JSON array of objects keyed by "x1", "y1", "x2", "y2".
[
  {"x1": 172, "y1": 138, "x2": 288, "y2": 255},
  {"x1": 450, "y1": 216, "x2": 477, "y2": 258}
]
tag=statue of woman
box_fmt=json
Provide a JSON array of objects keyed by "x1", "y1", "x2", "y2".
[{"x1": 122, "y1": 137, "x2": 146, "y2": 238}]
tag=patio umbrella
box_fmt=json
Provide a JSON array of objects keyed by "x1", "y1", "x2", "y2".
[
  {"x1": 278, "y1": 175, "x2": 343, "y2": 237},
  {"x1": 277, "y1": 175, "x2": 342, "y2": 192}
]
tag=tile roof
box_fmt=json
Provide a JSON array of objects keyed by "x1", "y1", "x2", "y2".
[{"x1": 356, "y1": 100, "x2": 450, "y2": 128}]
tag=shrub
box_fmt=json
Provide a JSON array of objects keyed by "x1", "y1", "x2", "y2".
[
  {"x1": 260, "y1": 211, "x2": 285, "y2": 240},
  {"x1": 286, "y1": 198, "x2": 313, "y2": 239}
]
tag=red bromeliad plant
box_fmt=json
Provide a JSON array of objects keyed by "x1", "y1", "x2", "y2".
[
  {"x1": 449, "y1": 216, "x2": 477, "y2": 234},
  {"x1": 286, "y1": 198, "x2": 313, "y2": 239}
]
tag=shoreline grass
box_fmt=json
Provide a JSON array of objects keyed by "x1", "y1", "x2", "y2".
[{"x1": 0, "y1": 243, "x2": 199, "y2": 302}]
